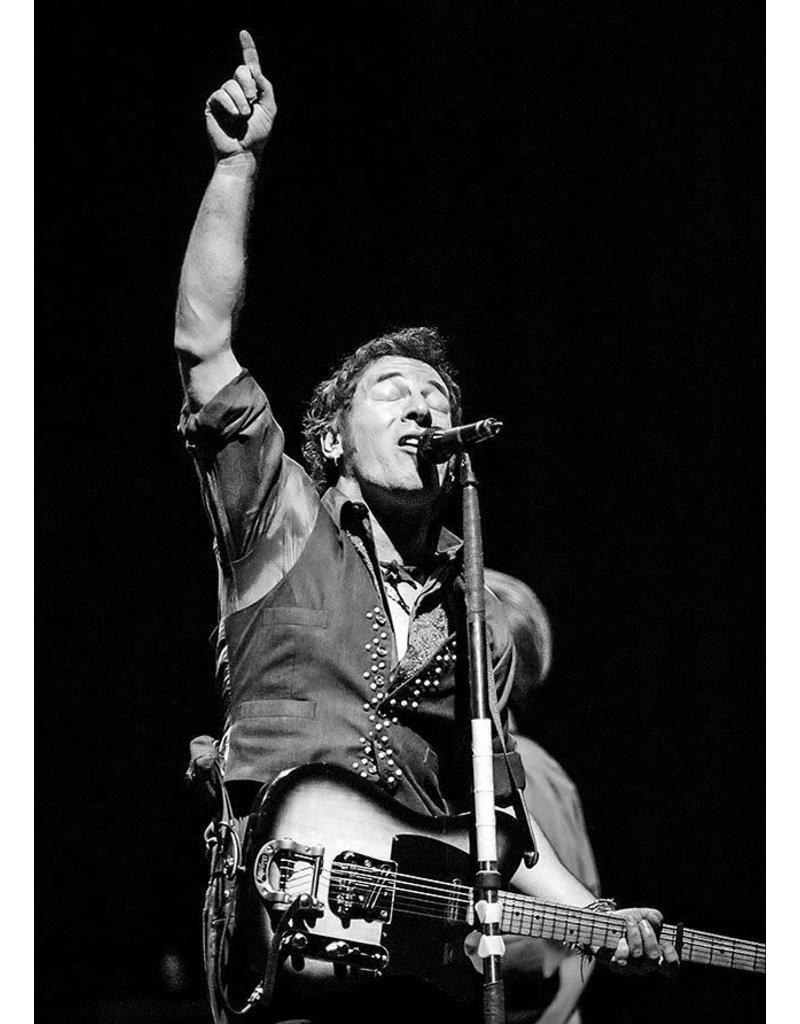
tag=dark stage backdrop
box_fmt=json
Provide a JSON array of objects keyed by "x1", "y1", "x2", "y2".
[{"x1": 38, "y1": 3, "x2": 763, "y2": 1022}]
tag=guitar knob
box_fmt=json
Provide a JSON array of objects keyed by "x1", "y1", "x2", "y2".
[{"x1": 290, "y1": 931, "x2": 308, "y2": 972}]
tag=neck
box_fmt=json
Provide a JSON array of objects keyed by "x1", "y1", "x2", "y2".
[{"x1": 336, "y1": 477, "x2": 441, "y2": 566}]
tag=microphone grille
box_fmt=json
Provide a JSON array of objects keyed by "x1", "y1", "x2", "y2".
[{"x1": 417, "y1": 428, "x2": 442, "y2": 461}]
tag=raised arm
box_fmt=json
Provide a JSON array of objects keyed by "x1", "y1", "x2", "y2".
[{"x1": 174, "y1": 30, "x2": 277, "y2": 409}]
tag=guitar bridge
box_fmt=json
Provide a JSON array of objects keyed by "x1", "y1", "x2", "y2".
[
  {"x1": 253, "y1": 838, "x2": 324, "y2": 915},
  {"x1": 329, "y1": 850, "x2": 397, "y2": 925}
]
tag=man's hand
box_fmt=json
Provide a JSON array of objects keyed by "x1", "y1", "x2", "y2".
[
  {"x1": 601, "y1": 907, "x2": 679, "y2": 976},
  {"x1": 205, "y1": 30, "x2": 277, "y2": 160}
]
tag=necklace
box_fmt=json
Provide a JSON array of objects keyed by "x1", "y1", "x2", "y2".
[{"x1": 379, "y1": 560, "x2": 423, "y2": 615}]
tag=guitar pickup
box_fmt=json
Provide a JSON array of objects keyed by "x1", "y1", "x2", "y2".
[
  {"x1": 329, "y1": 850, "x2": 397, "y2": 925},
  {"x1": 253, "y1": 837, "x2": 324, "y2": 916}
]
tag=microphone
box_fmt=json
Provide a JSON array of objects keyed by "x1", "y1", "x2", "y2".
[{"x1": 418, "y1": 418, "x2": 504, "y2": 464}]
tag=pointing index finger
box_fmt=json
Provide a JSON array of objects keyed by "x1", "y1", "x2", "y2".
[{"x1": 239, "y1": 29, "x2": 261, "y2": 70}]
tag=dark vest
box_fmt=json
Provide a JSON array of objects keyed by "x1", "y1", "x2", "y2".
[{"x1": 222, "y1": 501, "x2": 519, "y2": 815}]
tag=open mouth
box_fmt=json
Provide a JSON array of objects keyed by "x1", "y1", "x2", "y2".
[{"x1": 397, "y1": 433, "x2": 423, "y2": 454}]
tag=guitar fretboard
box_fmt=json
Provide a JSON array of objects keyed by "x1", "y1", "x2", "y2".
[
  {"x1": 497, "y1": 891, "x2": 765, "y2": 974},
  {"x1": 293, "y1": 855, "x2": 765, "y2": 975}
]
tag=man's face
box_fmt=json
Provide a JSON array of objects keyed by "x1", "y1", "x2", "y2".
[{"x1": 333, "y1": 355, "x2": 454, "y2": 507}]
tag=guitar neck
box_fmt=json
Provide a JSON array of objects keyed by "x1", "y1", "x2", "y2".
[{"x1": 498, "y1": 892, "x2": 766, "y2": 974}]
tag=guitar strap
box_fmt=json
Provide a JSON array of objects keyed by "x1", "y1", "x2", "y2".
[
  {"x1": 193, "y1": 746, "x2": 305, "y2": 1020},
  {"x1": 200, "y1": 760, "x2": 239, "y2": 1024},
  {"x1": 485, "y1": 653, "x2": 540, "y2": 868}
]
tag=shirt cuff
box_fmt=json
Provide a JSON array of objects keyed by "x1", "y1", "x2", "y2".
[{"x1": 179, "y1": 370, "x2": 271, "y2": 451}]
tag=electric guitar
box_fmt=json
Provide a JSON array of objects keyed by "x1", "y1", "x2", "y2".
[{"x1": 225, "y1": 763, "x2": 765, "y2": 1012}]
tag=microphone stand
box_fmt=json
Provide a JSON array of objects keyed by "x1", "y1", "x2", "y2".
[{"x1": 459, "y1": 449, "x2": 506, "y2": 1024}]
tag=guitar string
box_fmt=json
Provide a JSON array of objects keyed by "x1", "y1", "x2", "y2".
[
  {"x1": 282, "y1": 856, "x2": 582, "y2": 909},
  {"x1": 277, "y1": 881, "x2": 763, "y2": 970},
  {"x1": 278, "y1": 859, "x2": 764, "y2": 960},
  {"x1": 280, "y1": 853, "x2": 763, "y2": 952},
  {"x1": 319, "y1": 864, "x2": 766, "y2": 963},
  {"x1": 279, "y1": 858, "x2": 764, "y2": 959},
  {"x1": 281, "y1": 881, "x2": 763, "y2": 970},
  {"x1": 278, "y1": 851, "x2": 753, "y2": 954},
  {"x1": 274, "y1": 859, "x2": 764, "y2": 966}
]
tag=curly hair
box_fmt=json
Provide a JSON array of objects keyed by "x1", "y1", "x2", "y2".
[{"x1": 301, "y1": 326, "x2": 463, "y2": 492}]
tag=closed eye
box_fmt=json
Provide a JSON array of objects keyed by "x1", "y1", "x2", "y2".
[
  {"x1": 368, "y1": 372, "x2": 451, "y2": 417},
  {"x1": 423, "y1": 386, "x2": 451, "y2": 415},
  {"x1": 370, "y1": 379, "x2": 405, "y2": 401}
]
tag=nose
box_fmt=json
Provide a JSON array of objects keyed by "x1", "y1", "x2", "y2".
[{"x1": 402, "y1": 389, "x2": 432, "y2": 427}]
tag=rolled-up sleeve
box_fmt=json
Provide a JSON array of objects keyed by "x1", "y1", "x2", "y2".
[{"x1": 179, "y1": 370, "x2": 286, "y2": 564}]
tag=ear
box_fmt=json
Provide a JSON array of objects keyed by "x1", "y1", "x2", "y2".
[{"x1": 321, "y1": 425, "x2": 343, "y2": 463}]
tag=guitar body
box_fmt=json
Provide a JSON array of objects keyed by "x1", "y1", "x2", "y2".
[
  {"x1": 218, "y1": 762, "x2": 765, "y2": 1021},
  {"x1": 231, "y1": 763, "x2": 524, "y2": 1012}
]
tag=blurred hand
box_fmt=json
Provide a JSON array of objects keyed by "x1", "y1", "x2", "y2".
[{"x1": 205, "y1": 30, "x2": 277, "y2": 159}]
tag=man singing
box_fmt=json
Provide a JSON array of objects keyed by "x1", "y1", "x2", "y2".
[{"x1": 176, "y1": 29, "x2": 678, "y2": 1024}]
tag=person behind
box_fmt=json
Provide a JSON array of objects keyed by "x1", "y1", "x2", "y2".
[
  {"x1": 176, "y1": 28, "x2": 678, "y2": 1024},
  {"x1": 486, "y1": 569, "x2": 600, "y2": 1024}
]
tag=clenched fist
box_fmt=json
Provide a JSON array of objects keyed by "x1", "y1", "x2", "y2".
[{"x1": 205, "y1": 30, "x2": 277, "y2": 159}]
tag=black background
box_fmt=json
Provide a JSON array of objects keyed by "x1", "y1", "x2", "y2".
[{"x1": 39, "y1": 2, "x2": 763, "y2": 1022}]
